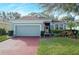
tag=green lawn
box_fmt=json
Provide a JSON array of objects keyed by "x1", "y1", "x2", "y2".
[
  {"x1": 38, "y1": 37, "x2": 79, "y2": 55},
  {"x1": 0, "y1": 35, "x2": 8, "y2": 42}
]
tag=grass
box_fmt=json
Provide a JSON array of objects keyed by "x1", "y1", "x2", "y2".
[
  {"x1": 38, "y1": 37, "x2": 79, "y2": 55},
  {"x1": 0, "y1": 35, "x2": 8, "y2": 42}
]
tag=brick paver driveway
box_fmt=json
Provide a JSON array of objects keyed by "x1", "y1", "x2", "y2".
[{"x1": 0, "y1": 37, "x2": 40, "y2": 55}]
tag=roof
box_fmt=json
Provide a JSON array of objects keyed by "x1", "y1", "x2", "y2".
[
  {"x1": 10, "y1": 19, "x2": 52, "y2": 24},
  {"x1": 20, "y1": 16, "x2": 38, "y2": 20},
  {"x1": 20, "y1": 15, "x2": 50, "y2": 20},
  {"x1": 52, "y1": 20, "x2": 67, "y2": 23},
  {"x1": 10, "y1": 18, "x2": 68, "y2": 24}
]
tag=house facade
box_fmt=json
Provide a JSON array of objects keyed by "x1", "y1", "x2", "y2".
[
  {"x1": 10, "y1": 18, "x2": 66, "y2": 37},
  {"x1": 10, "y1": 14, "x2": 79, "y2": 37},
  {"x1": 50, "y1": 20, "x2": 67, "y2": 30}
]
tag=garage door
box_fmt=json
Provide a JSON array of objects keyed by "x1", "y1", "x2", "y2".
[{"x1": 15, "y1": 24, "x2": 40, "y2": 36}]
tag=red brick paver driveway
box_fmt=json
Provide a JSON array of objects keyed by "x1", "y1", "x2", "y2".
[{"x1": 0, "y1": 37, "x2": 40, "y2": 55}]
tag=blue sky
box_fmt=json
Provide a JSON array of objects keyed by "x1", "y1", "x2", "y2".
[
  {"x1": 0, "y1": 3, "x2": 42, "y2": 16},
  {"x1": 0, "y1": 3, "x2": 62, "y2": 17},
  {"x1": 0, "y1": 3, "x2": 79, "y2": 20}
]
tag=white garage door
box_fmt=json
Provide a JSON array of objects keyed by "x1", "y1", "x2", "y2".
[{"x1": 15, "y1": 24, "x2": 40, "y2": 36}]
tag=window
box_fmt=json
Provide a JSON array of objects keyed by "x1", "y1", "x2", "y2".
[
  {"x1": 60, "y1": 24, "x2": 63, "y2": 30},
  {"x1": 55, "y1": 24, "x2": 59, "y2": 30},
  {"x1": 51, "y1": 25, "x2": 54, "y2": 30}
]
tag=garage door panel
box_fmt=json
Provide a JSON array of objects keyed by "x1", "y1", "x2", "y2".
[{"x1": 15, "y1": 25, "x2": 40, "y2": 36}]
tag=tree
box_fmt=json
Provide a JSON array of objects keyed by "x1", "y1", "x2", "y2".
[
  {"x1": 12, "y1": 12, "x2": 21, "y2": 19},
  {"x1": 27, "y1": 12, "x2": 54, "y2": 19},
  {"x1": 40, "y1": 12, "x2": 55, "y2": 19},
  {"x1": 61, "y1": 14, "x2": 74, "y2": 21},
  {"x1": 0, "y1": 12, "x2": 21, "y2": 20},
  {"x1": 67, "y1": 21, "x2": 77, "y2": 30},
  {"x1": 2, "y1": 11, "x2": 6, "y2": 21},
  {"x1": 39, "y1": 3, "x2": 79, "y2": 16},
  {"x1": 28, "y1": 12, "x2": 39, "y2": 16},
  {"x1": 61, "y1": 15, "x2": 76, "y2": 30}
]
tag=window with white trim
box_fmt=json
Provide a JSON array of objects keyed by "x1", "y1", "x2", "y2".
[
  {"x1": 55, "y1": 24, "x2": 59, "y2": 30},
  {"x1": 60, "y1": 24, "x2": 63, "y2": 30}
]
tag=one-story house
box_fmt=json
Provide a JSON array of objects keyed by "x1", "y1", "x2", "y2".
[
  {"x1": 8, "y1": 15, "x2": 79, "y2": 37},
  {"x1": 9, "y1": 17, "x2": 67, "y2": 37}
]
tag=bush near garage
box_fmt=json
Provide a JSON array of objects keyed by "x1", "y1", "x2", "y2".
[
  {"x1": 8, "y1": 30, "x2": 13, "y2": 36},
  {"x1": 41, "y1": 31, "x2": 45, "y2": 37},
  {"x1": 0, "y1": 28, "x2": 6, "y2": 35},
  {"x1": 0, "y1": 28, "x2": 8, "y2": 42}
]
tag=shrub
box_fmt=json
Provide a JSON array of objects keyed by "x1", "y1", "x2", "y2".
[
  {"x1": 51, "y1": 30, "x2": 63, "y2": 33},
  {"x1": 0, "y1": 28, "x2": 6, "y2": 35},
  {"x1": 41, "y1": 31, "x2": 45, "y2": 37},
  {"x1": 8, "y1": 30, "x2": 13, "y2": 36},
  {"x1": 51, "y1": 30, "x2": 63, "y2": 37},
  {"x1": 77, "y1": 30, "x2": 79, "y2": 38}
]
